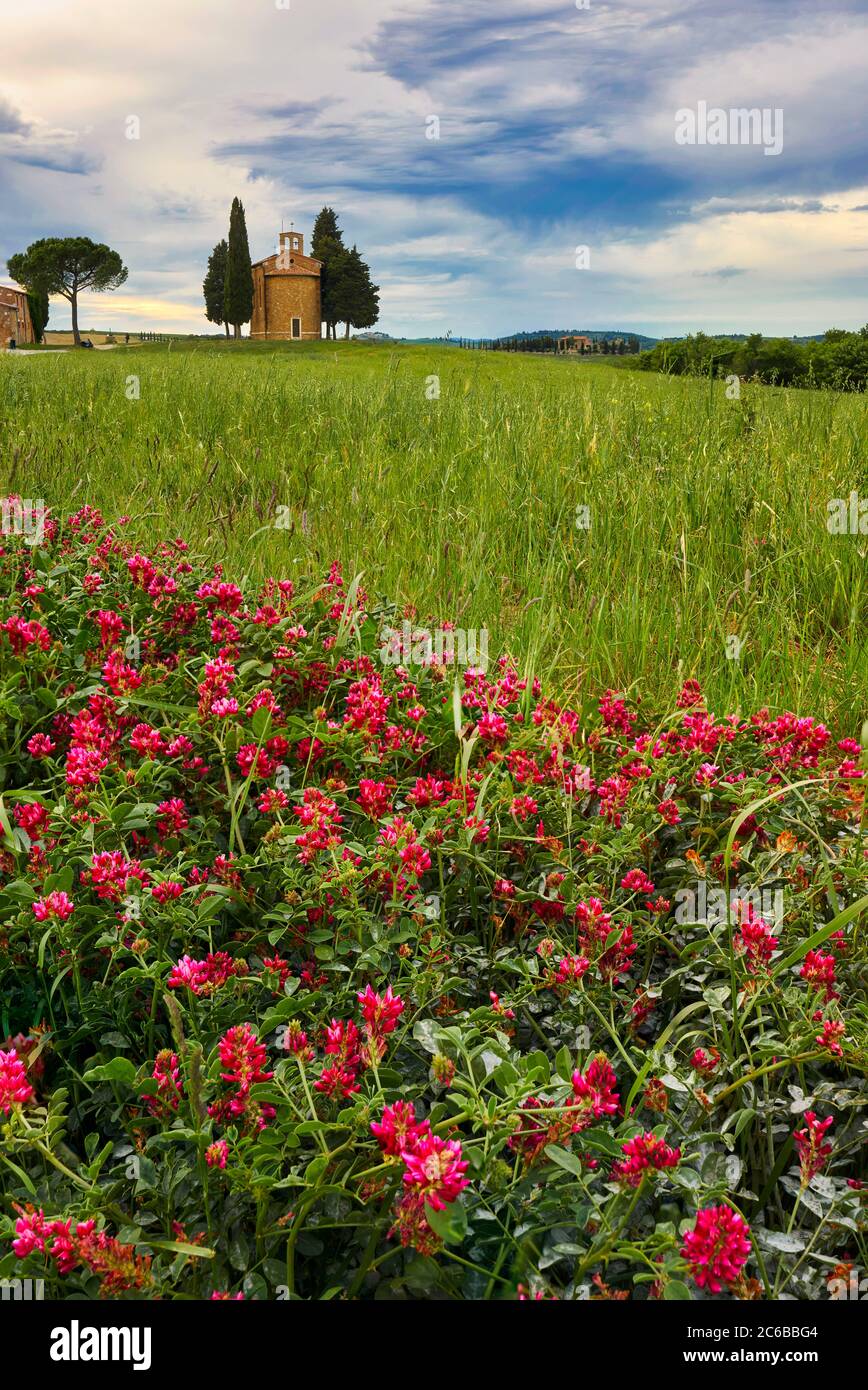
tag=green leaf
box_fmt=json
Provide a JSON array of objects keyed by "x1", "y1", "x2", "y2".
[
  {"x1": 0, "y1": 796, "x2": 16, "y2": 849},
  {"x1": 758, "y1": 1230, "x2": 806, "y2": 1253},
  {"x1": 413, "y1": 1018, "x2": 445, "y2": 1054},
  {"x1": 227, "y1": 1229, "x2": 251, "y2": 1270},
  {"x1": 424, "y1": 1200, "x2": 467, "y2": 1244},
  {"x1": 294, "y1": 1119, "x2": 332, "y2": 1136},
  {"x1": 305, "y1": 1154, "x2": 330, "y2": 1184},
  {"x1": 249, "y1": 707, "x2": 274, "y2": 740},
  {"x1": 0, "y1": 1151, "x2": 38, "y2": 1195},
  {"x1": 579, "y1": 1127, "x2": 623, "y2": 1158},
  {"x1": 664, "y1": 1279, "x2": 693, "y2": 1300},
  {"x1": 546, "y1": 1144, "x2": 585, "y2": 1178},
  {"x1": 147, "y1": 1239, "x2": 215, "y2": 1259},
  {"x1": 554, "y1": 1045, "x2": 573, "y2": 1082},
  {"x1": 624, "y1": 1000, "x2": 708, "y2": 1112},
  {"x1": 44, "y1": 866, "x2": 74, "y2": 895},
  {"x1": 83, "y1": 1057, "x2": 138, "y2": 1087},
  {"x1": 723, "y1": 1108, "x2": 757, "y2": 1139}
]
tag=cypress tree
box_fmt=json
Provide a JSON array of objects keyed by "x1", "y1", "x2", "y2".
[
  {"x1": 223, "y1": 198, "x2": 253, "y2": 339},
  {"x1": 203, "y1": 239, "x2": 229, "y2": 338},
  {"x1": 26, "y1": 286, "x2": 50, "y2": 342},
  {"x1": 312, "y1": 208, "x2": 345, "y2": 339}
]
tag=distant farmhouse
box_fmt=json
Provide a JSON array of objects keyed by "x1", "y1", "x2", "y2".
[
  {"x1": 0, "y1": 284, "x2": 35, "y2": 346},
  {"x1": 249, "y1": 228, "x2": 322, "y2": 341},
  {"x1": 557, "y1": 334, "x2": 593, "y2": 354}
]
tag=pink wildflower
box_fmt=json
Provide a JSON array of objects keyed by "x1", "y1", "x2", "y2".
[
  {"x1": 32, "y1": 890, "x2": 74, "y2": 922},
  {"x1": 681, "y1": 1205, "x2": 751, "y2": 1293},
  {"x1": 611, "y1": 1132, "x2": 681, "y2": 1187},
  {"x1": 401, "y1": 1132, "x2": 469, "y2": 1211},
  {"x1": 0, "y1": 1048, "x2": 35, "y2": 1113},
  {"x1": 371, "y1": 1101, "x2": 430, "y2": 1157},
  {"x1": 794, "y1": 1111, "x2": 834, "y2": 1185}
]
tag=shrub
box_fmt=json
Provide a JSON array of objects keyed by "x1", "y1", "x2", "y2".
[{"x1": 0, "y1": 503, "x2": 865, "y2": 1300}]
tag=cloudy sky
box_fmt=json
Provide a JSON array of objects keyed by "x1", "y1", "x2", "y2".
[{"x1": 1, "y1": 0, "x2": 866, "y2": 337}]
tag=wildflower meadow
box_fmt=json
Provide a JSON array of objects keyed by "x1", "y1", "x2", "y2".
[{"x1": 0, "y1": 497, "x2": 865, "y2": 1305}]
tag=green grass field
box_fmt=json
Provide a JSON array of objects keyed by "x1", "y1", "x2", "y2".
[{"x1": 1, "y1": 339, "x2": 866, "y2": 727}]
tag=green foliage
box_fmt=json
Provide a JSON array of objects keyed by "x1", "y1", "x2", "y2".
[
  {"x1": 0, "y1": 516, "x2": 864, "y2": 1301},
  {"x1": 311, "y1": 209, "x2": 378, "y2": 339},
  {"x1": 311, "y1": 206, "x2": 342, "y2": 259},
  {"x1": 223, "y1": 199, "x2": 253, "y2": 337},
  {"x1": 202, "y1": 239, "x2": 229, "y2": 337},
  {"x1": 636, "y1": 328, "x2": 868, "y2": 391},
  {"x1": 26, "y1": 287, "x2": 50, "y2": 343},
  {"x1": 7, "y1": 237, "x2": 127, "y2": 346},
  {"x1": 329, "y1": 244, "x2": 380, "y2": 338},
  {"x1": 312, "y1": 208, "x2": 346, "y2": 340}
]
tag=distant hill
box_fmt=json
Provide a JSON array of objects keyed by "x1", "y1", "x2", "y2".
[
  {"x1": 347, "y1": 329, "x2": 839, "y2": 349},
  {"x1": 492, "y1": 329, "x2": 658, "y2": 348},
  {"x1": 396, "y1": 330, "x2": 835, "y2": 348},
  {"x1": 388, "y1": 331, "x2": 658, "y2": 347},
  {"x1": 655, "y1": 332, "x2": 828, "y2": 346}
]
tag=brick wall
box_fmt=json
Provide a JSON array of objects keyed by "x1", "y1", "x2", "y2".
[
  {"x1": 0, "y1": 289, "x2": 35, "y2": 346},
  {"x1": 249, "y1": 255, "x2": 321, "y2": 341},
  {"x1": 0, "y1": 303, "x2": 18, "y2": 344}
]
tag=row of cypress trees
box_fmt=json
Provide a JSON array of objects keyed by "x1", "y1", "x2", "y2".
[{"x1": 202, "y1": 201, "x2": 379, "y2": 340}]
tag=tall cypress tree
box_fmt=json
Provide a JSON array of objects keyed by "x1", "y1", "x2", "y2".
[
  {"x1": 311, "y1": 207, "x2": 345, "y2": 339},
  {"x1": 203, "y1": 239, "x2": 229, "y2": 338},
  {"x1": 223, "y1": 198, "x2": 253, "y2": 339},
  {"x1": 26, "y1": 286, "x2": 50, "y2": 342}
]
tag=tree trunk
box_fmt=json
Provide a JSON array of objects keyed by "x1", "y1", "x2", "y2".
[
  {"x1": 344, "y1": 322, "x2": 351, "y2": 339},
  {"x1": 70, "y1": 291, "x2": 80, "y2": 347},
  {"x1": 234, "y1": 323, "x2": 240, "y2": 340},
  {"x1": 224, "y1": 320, "x2": 230, "y2": 339}
]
